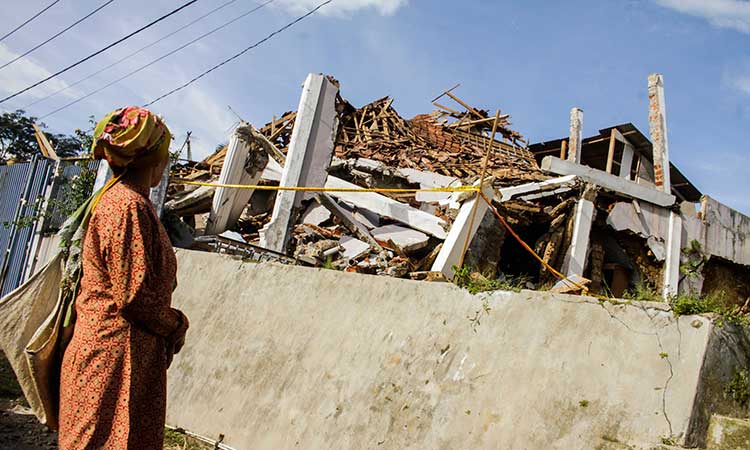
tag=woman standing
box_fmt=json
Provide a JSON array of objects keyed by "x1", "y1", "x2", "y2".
[{"x1": 58, "y1": 107, "x2": 189, "y2": 450}]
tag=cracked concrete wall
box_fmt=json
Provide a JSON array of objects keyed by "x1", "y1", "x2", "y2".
[{"x1": 167, "y1": 250, "x2": 736, "y2": 450}]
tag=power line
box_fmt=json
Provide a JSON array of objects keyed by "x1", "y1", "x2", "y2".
[
  {"x1": 22, "y1": 0, "x2": 240, "y2": 110},
  {"x1": 144, "y1": 0, "x2": 333, "y2": 107},
  {"x1": 39, "y1": 0, "x2": 276, "y2": 119},
  {"x1": 0, "y1": 1, "x2": 61, "y2": 43},
  {"x1": 0, "y1": 0, "x2": 200, "y2": 105},
  {"x1": 0, "y1": 0, "x2": 116, "y2": 71}
]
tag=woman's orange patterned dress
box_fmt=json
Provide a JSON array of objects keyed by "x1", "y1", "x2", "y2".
[{"x1": 58, "y1": 180, "x2": 184, "y2": 450}]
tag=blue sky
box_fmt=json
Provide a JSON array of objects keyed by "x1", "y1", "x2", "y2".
[{"x1": 1, "y1": 0, "x2": 748, "y2": 212}]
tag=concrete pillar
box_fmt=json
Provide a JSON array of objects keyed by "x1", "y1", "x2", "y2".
[
  {"x1": 619, "y1": 142, "x2": 635, "y2": 180},
  {"x1": 648, "y1": 73, "x2": 671, "y2": 194},
  {"x1": 92, "y1": 160, "x2": 112, "y2": 192},
  {"x1": 562, "y1": 187, "x2": 597, "y2": 277},
  {"x1": 567, "y1": 107, "x2": 583, "y2": 164},
  {"x1": 431, "y1": 183, "x2": 495, "y2": 279},
  {"x1": 206, "y1": 124, "x2": 268, "y2": 235},
  {"x1": 149, "y1": 161, "x2": 171, "y2": 219},
  {"x1": 663, "y1": 211, "x2": 682, "y2": 299},
  {"x1": 260, "y1": 74, "x2": 339, "y2": 253}
]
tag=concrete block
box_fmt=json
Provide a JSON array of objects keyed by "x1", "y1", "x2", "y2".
[
  {"x1": 339, "y1": 236, "x2": 370, "y2": 260},
  {"x1": 168, "y1": 250, "x2": 744, "y2": 450},
  {"x1": 707, "y1": 415, "x2": 750, "y2": 450},
  {"x1": 301, "y1": 203, "x2": 331, "y2": 226},
  {"x1": 371, "y1": 224, "x2": 429, "y2": 253}
]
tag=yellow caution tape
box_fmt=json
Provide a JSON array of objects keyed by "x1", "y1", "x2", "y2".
[{"x1": 171, "y1": 178, "x2": 481, "y2": 194}]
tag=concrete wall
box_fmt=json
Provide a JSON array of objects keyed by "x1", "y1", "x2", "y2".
[
  {"x1": 167, "y1": 250, "x2": 743, "y2": 449},
  {"x1": 700, "y1": 196, "x2": 750, "y2": 266}
]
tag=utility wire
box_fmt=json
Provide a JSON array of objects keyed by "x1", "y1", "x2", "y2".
[
  {"x1": 144, "y1": 0, "x2": 333, "y2": 107},
  {"x1": 0, "y1": 0, "x2": 116, "y2": 71},
  {"x1": 0, "y1": 0, "x2": 61, "y2": 43},
  {"x1": 39, "y1": 0, "x2": 276, "y2": 119},
  {"x1": 0, "y1": 0, "x2": 200, "y2": 105},
  {"x1": 22, "y1": 0, "x2": 240, "y2": 110}
]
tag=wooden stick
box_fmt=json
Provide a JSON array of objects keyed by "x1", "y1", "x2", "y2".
[
  {"x1": 445, "y1": 91, "x2": 485, "y2": 119},
  {"x1": 457, "y1": 109, "x2": 501, "y2": 271},
  {"x1": 430, "y1": 83, "x2": 461, "y2": 103},
  {"x1": 560, "y1": 140, "x2": 568, "y2": 160},
  {"x1": 606, "y1": 129, "x2": 617, "y2": 173}
]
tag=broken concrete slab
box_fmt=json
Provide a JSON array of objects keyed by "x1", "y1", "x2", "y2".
[
  {"x1": 301, "y1": 203, "x2": 331, "y2": 227},
  {"x1": 206, "y1": 124, "x2": 268, "y2": 235},
  {"x1": 261, "y1": 157, "x2": 284, "y2": 182},
  {"x1": 431, "y1": 183, "x2": 495, "y2": 279},
  {"x1": 165, "y1": 185, "x2": 215, "y2": 216},
  {"x1": 495, "y1": 175, "x2": 578, "y2": 203},
  {"x1": 325, "y1": 176, "x2": 448, "y2": 239},
  {"x1": 316, "y1": 194, "x2": 381, "y2": 250},
  {"x1": 371, "y1": 224, "x2": 429, "y2": 253},
  {"x1": 339, "y1": 236, "x2": 370, "y2": 260},
  {"x1": 261, "y1": 74, "x2": 339, "y2": 252},
  {"x1": 561, "y1": 198, "x2": 596, "y2": 278},
  {"x1": 541, "y1": 156, "x2": 676, "y2": 207}
]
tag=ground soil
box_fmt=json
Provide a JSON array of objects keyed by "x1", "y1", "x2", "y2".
[
  {"x1": 0, "y1": 351, "x2": 203, "y2": 450},
  {"x1": 0, "y1": 351, "x2": 57, "y2": 450}
]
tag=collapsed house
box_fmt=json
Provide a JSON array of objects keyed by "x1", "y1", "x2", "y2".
[{"x1": 117, "y1": 73, "x2": 750, "y2": 305}]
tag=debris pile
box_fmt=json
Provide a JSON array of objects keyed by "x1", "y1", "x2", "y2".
[{"x1": 165, "y1": 77, "x2": 583, "y2": 285}]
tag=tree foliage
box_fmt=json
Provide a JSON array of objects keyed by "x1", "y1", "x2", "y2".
[{"x1": 0, "y1": 109, "x2": 92, "y2": 161}]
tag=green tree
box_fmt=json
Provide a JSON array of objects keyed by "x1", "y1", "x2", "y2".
[{"x1": 0, "y1": 109, "x2": 89, "y2": 161}]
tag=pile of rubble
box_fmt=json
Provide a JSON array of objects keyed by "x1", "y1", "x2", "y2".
[{"x1": 164, "y1": 75, "x2": 583, "y2": 286}]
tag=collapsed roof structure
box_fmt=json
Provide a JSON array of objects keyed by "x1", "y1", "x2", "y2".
[{"x1": 157, "y1": 73, "x2": 748, "y2": 306}]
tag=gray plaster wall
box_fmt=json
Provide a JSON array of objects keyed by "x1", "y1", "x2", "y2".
[{"x1": 167, "y1": 250, "x2": 727, "y2": 449}]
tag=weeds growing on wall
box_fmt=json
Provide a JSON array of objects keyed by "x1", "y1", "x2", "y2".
[
  {"x1": 622, "y1": 282, "x2": 662, "y2": 303},
  {"x1": 453, "y1": 266, "x2": 529, "y2": 294},
  {"x1": 671, "y1": 290, "x2": 748, "y2": 326},
  {"x1": 726, "y1": 370, "x2": 750, "y2": 409}
]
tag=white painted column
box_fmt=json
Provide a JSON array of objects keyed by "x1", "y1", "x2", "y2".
[
  {"x1": 568, "y1": 107, "x2": 583, "y2": 164},
  {"x1": 206, "y1": 124, "x2": 268, "y2": 235},
  {"x1": 260, "y1": 74, "x2": 339, "y2": 253},
  {"x1": 648, "y1": 74, "x2": 671, "y2": 194},
  {"x1": 663, "y1": 211, "x2": 682, "y2": 299},
  {"x1": 619, "y1": 142, "x2": 635, "y2": 180},
  {"x1": 431, "y1": 183, "x2": 494, "y2": 279},
  {"x1": 92, "y1": 160, "x2": 112, "y2": 192},
  {"x1": 149, "y1": 161, "x2": 171, "y2": 219},
  {"x1": 562, "y1": 198, "x2": 595, "y2": 277}
]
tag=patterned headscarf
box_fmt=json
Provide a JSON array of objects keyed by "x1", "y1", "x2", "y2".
[{"x1": 91, "y1": 106, "x2": 171, "y2": 170}]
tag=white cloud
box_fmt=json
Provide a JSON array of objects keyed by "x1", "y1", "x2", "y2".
[
  {"x1": 728, "y1": 74, "x2": 750, "y2": 94},
  {"x1": 277, "y1": 0, "x2": 408, "y2": 16},
  {"x1": 155, "y1": 85, "x2": 236, "y2": 160},
  {"x1": 655, "y1": 0, "x2": 750, "y2": 33},
  {"x1": 0, "y1": 44, "x2": 79, "y2": 105}
]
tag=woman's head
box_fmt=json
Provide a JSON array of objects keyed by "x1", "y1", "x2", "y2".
[{"x1": 91, "y1": 106, "x2": 171, "y2": 186}]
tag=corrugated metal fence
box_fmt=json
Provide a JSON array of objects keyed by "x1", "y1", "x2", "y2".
[{"x1": 0, "y1": 158, "x2": 99, "y2": 296}]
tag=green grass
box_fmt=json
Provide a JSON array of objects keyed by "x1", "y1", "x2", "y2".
[
  {"x1": 453, "y1": 266, "x2": 529, "y2": 294},
  {"x1": 622, "y1": 283, "x2": 662, "y2": 303},
  {"x1": 726, "y1": 370, "x2": 750, "y2": 409},
  {"x1": 671, "y1": 290, "x2": 748, "y2": 326}
]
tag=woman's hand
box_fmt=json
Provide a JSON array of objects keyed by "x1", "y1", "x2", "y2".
[{"x1": 165, "y1": 310, "x2": 189, "y2": 367}]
